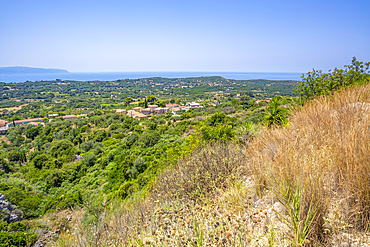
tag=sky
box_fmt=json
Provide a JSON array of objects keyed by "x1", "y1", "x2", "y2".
[{"x1": 1, "y1": 0, "x2": 370, "y2": 73}]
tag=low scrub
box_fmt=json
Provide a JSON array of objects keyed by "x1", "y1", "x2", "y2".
[{"x1": 152, "y1": 142, "x2": 247, "y2": 201}]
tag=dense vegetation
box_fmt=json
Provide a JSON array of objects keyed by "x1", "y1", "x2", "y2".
[
  {"x1": 0, "y1": 74, "x2": 297, "y2": 245},
  {"x1": 1, "y1": 59, "x2": 369, "y2": 246},
  {"x1": 0, "y1": 76, "x2": 297, "y2": 121}
]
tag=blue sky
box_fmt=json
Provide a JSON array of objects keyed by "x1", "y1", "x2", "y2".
[{"x1": 1, "y1": 0, "x2": 369, "y2": 72}]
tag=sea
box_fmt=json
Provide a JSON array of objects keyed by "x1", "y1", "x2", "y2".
[{"x1": 0, "y1": 72, "x2": 303, "y2": 83}]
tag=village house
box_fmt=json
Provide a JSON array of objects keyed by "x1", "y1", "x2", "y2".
[
  {"x1": 154, "y1": 107, "x2": 169, "y2": 115},
  {"x1": 48, "y1": 113, "x2": 59, "y2": 118},
  {"x1": 115, "y1": 109, "x2": 126, "y2": 114},
  {"x1": 127, "y1": 110, "x2": 148, "y2": 120},
  {"x1": 171, "y1": 107, "x2": 181, "y2": 115},
  {"x1": 141, "y1": 108, "x2": 152, "y2": 115},
  {"x1": 62, "y1": 115, "x2": 78, "y2": 120},
  {"x1": 165, "y1": 103, "x2": 179, "y2": 109},
  {"x1": 127, "y1": 110, "x2": 136, "y2": 118},
  {"x1": 133, "y1": 106, "x2": 143, "y2": 112},
  {"x1": 256, "y1": 99, "x2": 271, "y2": 104},
  {"x1": 0, "y1": 120, "x2": 9, "y2": 134},
  {"x1": 148, "y1": 105, "x2": 158, "y2": 111},
  {"x1": 179, "y1": 105, "x2": 188, "y2": 111},
  {"x1": 186, "y1": 102, "x2": 200, "y2": 108},
  {"x1": 135, "y1": 112, "x2": 149, "y2": 119}
]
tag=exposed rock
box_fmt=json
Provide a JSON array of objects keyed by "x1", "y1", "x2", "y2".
[
  {"x1": 0, "y1": 193, "x2": 23, "y2": 223},
  {"x1": 32, "y1": 230, "x2": 58, "y2": 247}
]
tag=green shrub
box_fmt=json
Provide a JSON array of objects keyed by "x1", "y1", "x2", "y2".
[
  {"x1": 0, "y1": 231, "x2": 37, "y2": 247},
  {"x1": 7, "y1": 221, "x2": 28, "y2": 232},
  {"x1": 0, "y1": 221, "x2": 6, "y2": 232},
  {"x1": 49, "y1": 139, "x2": 75, "y2": 158},
  {"x1": 32, "y1": 153, "x2": 49, "y2": 169},
  {"x1": 80, "y1": 140, "x2": 94, "y2": 152},
  {"x1": 138, "y1": 131, "x2": 160, "y2": 148},
  {"x1": 81, "y1": 154, "x2": 97, "y2": 167},
  {"x1": 296, "y1": 57, "x2": 370, "y2": 102},
  {"x1": 42, "y1": 192, "x2": 83, "y2": 214},
  {"x1": 7, "y1": 151, "x2": 26, "y2": 163}
]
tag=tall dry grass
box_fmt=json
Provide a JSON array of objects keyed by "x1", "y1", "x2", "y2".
[{"x1": 248, "y1": 83, "x2": 370, "y2": 240}]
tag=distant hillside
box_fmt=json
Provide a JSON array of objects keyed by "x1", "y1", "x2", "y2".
[{"x1": 0, "y1": 66, "x2": 69, "y2": 74}]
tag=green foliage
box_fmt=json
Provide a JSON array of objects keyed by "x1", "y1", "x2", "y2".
[
  {"x1": 138, "y1": 131, "x2": 161, "y2": 148},
  {"x1": 180, "y1": 109, "x2": 196, "y2": 120},
  {"x1": 80, "y1": 125, "x2": 90, "y2": 133},
  {"x1": 124, "y1": 97, "x2": 133, "y2": 106},
  {"x1": 123, "y1": 133, "x2": 139, "y2": 148},
  {"x1": 265, "y1": 96, "x2": 291, "y2": 128},
  {"x1": 268, "y1": 178, "x2": 318, "y2": 245},
  {"x1": 25, "y1": 126, "x2": 40, "y2": 140},
  {"x1": 154, "y1": 100, "x2": 165, "y2": 107},
  {"x1": 147, "y1": 121, "x2": 158, "y2": 130},
  {"x1": 32, "y1": 154, "x2": 49, "y2": 169},
  {"x1": 0, "y1": 231, "x2": 37, "y2": 247},
  {"x1": 147, "y1": 96, "x2": 156, "y2": 103},
  {"x1": 296, "y1": 57, "x2": 370, "y2": 102},
  {"x1": 81, "y1": 154, "x2": 97, "y2": 167},
  {"x1": 133, "y1": 157, "x2": 146, "y2": 173},
  {"x1": 80, "y1": 140, "x2": 94, "y2": 152},
  {"x1": 200, "y1": 123, "x2": 234, "y2": 142},
  {"x1": 42, "y1": 191, "x2": 83, "y2": 214},
  {"x1": 7, "y1": 151, "x2": 26, "y2": 163},
  {"x1": 116, "y1": 181, "x2": 136, "y2": 198},
  {"x1": 208, "y1": 112, "x2": 227, "y2": 126},
  {"x1": 7, "y1": 222, "x2": 28, "y2": 232},
  {"x1": 0, "y1": 183, "x2": 43, "y2": 218},
  {"x1": 49, "y1": 139, "x2": 75, "y2": 158}
]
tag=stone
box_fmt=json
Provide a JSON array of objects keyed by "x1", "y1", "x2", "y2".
[{"x1": 0, "y1": 193, "x2": 23, "y2": 223}]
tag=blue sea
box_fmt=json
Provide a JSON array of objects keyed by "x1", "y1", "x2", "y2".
[{"x1": 0, "y1": 72, "x2": 303, "y2": 83}]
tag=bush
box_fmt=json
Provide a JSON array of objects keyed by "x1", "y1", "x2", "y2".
[
  {"x1": 208, "y1": 112, "x2": 227, "y2": 126},
  {"x1": 296, "y1": 57, "x2": 370, "y2": 102},
  {"x1": 153, "y1": 142, "x2": 246, "y2": 201},
  {"x1": 0, "y1": 231, "x2": 37, "y2": 247},
  {"x1": 7, "y1": 151, "x2": 26, "y2": 163},
  {"x1": 42, "y1": 192, "x2": 83, "y2": 214},
  {"x1": 49, "y1": 139, "x2": 75, "y2": 158},
  {"x1": 80, "y1": 140, "x2": 94, "y2": 152},
  {"x1": 138, "y1": 132, "x2": 160, "y2": 148},
  {"x1": 32, "y1": 154, "x2": 49, "y2": 169},
  {"x1": 123, "y1": 133, "x2": 139, "y2": 148},
  {"x1": 25, "y1": 126, "x2": 40, "y2": 140},
  {"x1": 134, "y1": 156, "x2": 146, "y2": 173},
  {"x1": 81, "y1": 154, "x2": 97, "y2": 167}
]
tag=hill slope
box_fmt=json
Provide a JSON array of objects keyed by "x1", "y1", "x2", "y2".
[{"x1": 47, "y1": 83, "x2": 370, "y2": 246}]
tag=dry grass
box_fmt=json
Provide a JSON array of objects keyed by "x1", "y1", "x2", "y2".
[
  {"x1": 152, "y1": 142, "x2": 247, "y2": 202},
  {"x1": 49, "y1": 83, "x2": 370, "y2": 246},
  {"x1": 248, "y1": 83, "x2": 370, "y2": 243}
]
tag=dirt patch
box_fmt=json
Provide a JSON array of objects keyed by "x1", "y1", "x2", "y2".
[{"x1": 0, "y1": 103, "x2": 28, "y2": 111}]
